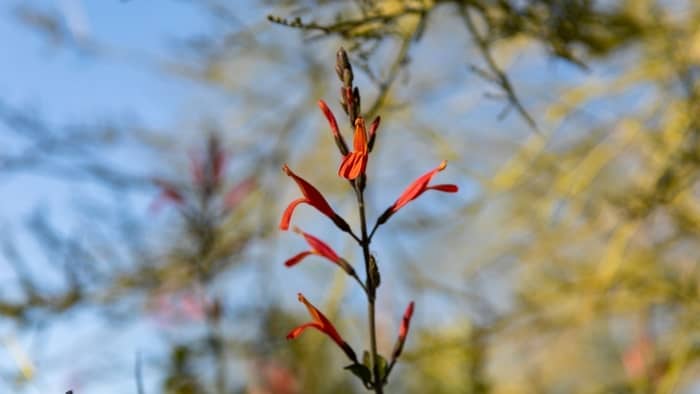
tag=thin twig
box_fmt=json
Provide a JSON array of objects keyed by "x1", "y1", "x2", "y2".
[{"x1": 460, "y1": 5, "x2": 540, "y2": 134}]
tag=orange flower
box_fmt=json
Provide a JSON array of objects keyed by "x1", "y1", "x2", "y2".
[
  {"x1": 378, "y1": 161, "x2": 458, "y2": 224},
  {"x1": 285, "y1": 227, "x2": 355, "y2": 275},
  {"x1": 280, "y1": 165, "x2": 350, "y2": 232},
  {"x1": 287, "y1": 293, "x2": 357, "y2": 363},
  {"x1": 392, "y1": 301, "x2": 415, "y2": 360},
  {"x1": 338, "y1": 118, "x2": 369, "y2": 180}
]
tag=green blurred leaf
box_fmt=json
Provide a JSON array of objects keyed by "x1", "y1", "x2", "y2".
[{"x1": 344, "y1": 363, "x2": 372, "y2": 387}]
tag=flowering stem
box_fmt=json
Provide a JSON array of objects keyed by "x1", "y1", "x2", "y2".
[
  {"x1": 349, "y1": 230, "x2": 363, "y2": 245},
  {"x1": 356, "y1": 185, "x2": 383, "y2": 394},
  {"x1": 368, "y1": 221, "x2": 380, "y2": 242},
  {"x1": 382, "y1": 360, "x2": 397, "y2": 385},
  {"x1": 351, "y1": 270, "x2": 370, "y2": 296}
]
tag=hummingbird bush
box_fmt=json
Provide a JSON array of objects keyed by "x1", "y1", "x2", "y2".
[{"x1": 280, "y1": 48, "x2": 458, "y2": 393}]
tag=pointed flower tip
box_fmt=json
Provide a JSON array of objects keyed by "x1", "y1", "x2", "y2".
[
  {"x1": 282, "y1": 164, "x2": 291, "y2": 175},
  {"x1": 438, "y1": 160, "x2": 447, "y2": 171},
  {"x1": 405, "y1": 301, "x2": 415, "y2": 318},
  {"x1": 399, "y1": 301, "x2": 415, "y2": 340},
  {"x1": 369, "y1": 116, "x2": 381, "y2": 134},
  {"x1": 318, "y1": 100, "x2": 340, "y2": 137}
]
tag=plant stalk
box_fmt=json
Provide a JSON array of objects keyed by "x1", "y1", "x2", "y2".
[{"x1": 357, "y1": 186, "x2": 383, "y2": 394}]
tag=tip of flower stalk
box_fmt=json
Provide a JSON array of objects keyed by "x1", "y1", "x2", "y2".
[
  {"x1": 405, "y1": 301, "x2": 415, "y2": 319},
  {"x1": 438, "y1": 160, "x2": 447, "y2": 171},
  {"x1": 282, "y1": 164, "x2": 291, "y2": 175}
]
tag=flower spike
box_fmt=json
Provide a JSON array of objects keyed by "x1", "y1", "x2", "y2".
[
  {"x1": 285, "y1": 227, "x2": 356, "y2": 276},
  {"x1": 338, "y1": 118, "x2": 369, "y2": 180},
  {"x1": 280, "y1": 165, "x2": 351, "y2": 233},
  {"x1": 377, "y1": 160, "x2": 458, "y2": 225},
  {"x1": 287, "y1": 293, "x2": 358, "y2": 363}
]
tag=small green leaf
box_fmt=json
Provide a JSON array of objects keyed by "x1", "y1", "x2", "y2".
[
  {"x1": 362, "y1": 351, "x2": 371, "y2": 369},
  {"x1": 369, "y1": 255, "x2": 381, "y2": 289},
  {"x1": 375, "y1": 354, "x2": 388, "y2": 381},
  {"x1": 345, "y1": 363, "x2": 372, "y2": 387}
]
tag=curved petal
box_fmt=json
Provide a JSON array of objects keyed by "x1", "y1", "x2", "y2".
[
  {"x1": 284, "y1": 251, "x2": 314, "y2": 267},
  {"x1": 286, "y1": 322, "x2": 321, "y2": 340},
  {"x1": 352, "y1": 118, "x2": 368, "y2": 153},
  {"x1": 283, "y1": 165, "x2": 336, "y2": 218},
  {"x1": 280, "y1": 198, "x2": 307, "y2": 230},
  {"x1": 338, "y1": 152, "x2": 367, "y2": 180},
  {"x1": 299, "y1": 231, "x2": 341, "y2": 263},
  {"x1": 297, "y1": 293, "x2": 345, "y2": 347}
]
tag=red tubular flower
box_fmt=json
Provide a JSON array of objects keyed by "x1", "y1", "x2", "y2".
[
  {"x1": 280, "y1": 165, "x2": 350, "y2": 232},
  {"x1": 319, "y1": 100, "x2": 349, "y2": 155},
  {"x1": 338, "y1": 118, "x2": 369, "y2": 180},
  {"x1": 392, "y1": 301, "x2": 415, "y2": 360},
  {"x1": 377, "y1": 160, "x2": 458, "y2": 224},
  {"x1": 285, "y1": 227, "x2": 356, "y2": 275},
  {"x1": 224, "y1": 177, "x2": 256, "y2": 211},
  {"x1": 287, "y1": 293, "x2": 357, "y2": 363}
]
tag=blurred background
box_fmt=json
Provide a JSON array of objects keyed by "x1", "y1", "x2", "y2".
[{"x1": 2, "y1": 0, "x2": 700, "y2": 392}]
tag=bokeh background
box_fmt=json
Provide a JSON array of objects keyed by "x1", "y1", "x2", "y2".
[{"x1": 2, "y1": 0, "x2": 700, "y2": 393}]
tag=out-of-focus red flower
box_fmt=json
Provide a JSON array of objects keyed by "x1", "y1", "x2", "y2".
[
  {"x1": 285, "y1": 227, "x2": 355, "y2": 275},
  {"x1": 189, "y1": 152, "x2": 206, "y2": 187},
  {"x1": 249, "y1": 360, "x2": 299, "y2": 394},
  {"x1": 392, "y1": 301, "x2": 415, "y2": 359},
  {"x1": 150, "y1": 179, "x2": 185, "y2": 212},
  {"x1": 224, "y1": 177, "x2": 256, "y2": 211},
  {"x1": 280, "y1": 165, "x2": 350, "y2": 232},
  {"x1": 338, "y1": 118, "x2": 368, "y2": 180},
  {"x1": 378, "y1": 160, "x2": 458, "y2": 224},
  {"x1": 623, "y1": 334, "x2": 653, "y2": 380},
  {"x1": 287, "y1": 293, "x2": 357, "y2": 363},
  {"x1": 149, "y1": 291, "x2": 207, "y2": 326},
  {"x1": 189, "y1": 135, "x2": 227, "y2": 189}
]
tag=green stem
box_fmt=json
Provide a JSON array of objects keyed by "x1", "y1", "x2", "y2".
[{"x1": 357, "y1": 186, "x2": 383, "y2": 394}]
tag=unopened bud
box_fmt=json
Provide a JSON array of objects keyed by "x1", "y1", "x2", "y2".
[
  {"x1": 341, "y1": 341, "x2": 358, "y2": 363},
  {"x1": 337, "y1": 257, "x2": 356, "y2": 277},
  {"x1": 368, "y1": 116, "x2": 381, "y2": 151},
  {"x1": 392, "y1": 301, "x2": 415, "y2": 360},
  {"x1": 332, "y1": 214, "x2": 352, "y2": 234},
  {"x1": 376, "y1": 207, "x2": 394, "y2": 226}
]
